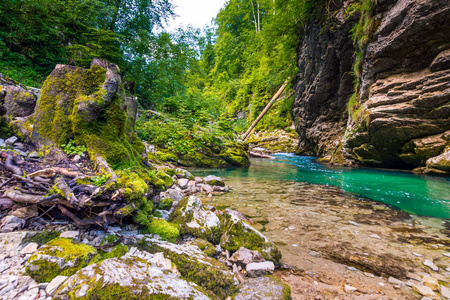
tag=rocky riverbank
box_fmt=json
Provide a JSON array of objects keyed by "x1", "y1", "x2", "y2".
[{"x1": 0, "y1": 173, "x2": 290, "y2": 299}]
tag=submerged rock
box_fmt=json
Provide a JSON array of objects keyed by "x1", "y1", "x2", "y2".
[
  {"x1": 204, "y1": 175, "x2": 225, "y2": 187},
  {"x1": 233, "y1": 276, "x2": 291, "y2": 300}
]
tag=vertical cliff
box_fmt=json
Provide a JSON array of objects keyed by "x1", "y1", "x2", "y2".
[{"x1": 292, "y1": 0, "x2": 450, "y2": 173}]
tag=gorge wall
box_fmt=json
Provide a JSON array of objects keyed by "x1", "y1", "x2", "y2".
[{"x1": 292, "y1": 0, "x2": 450, "y2": 173}]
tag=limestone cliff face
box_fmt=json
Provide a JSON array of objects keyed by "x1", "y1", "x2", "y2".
[{"x1": 292, "y1": 0, "x2": 450, "y2": 173}]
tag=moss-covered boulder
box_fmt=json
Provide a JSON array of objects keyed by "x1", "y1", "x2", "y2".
[
  {"x1": 32, "y1": 58, "x2": 144, "y2": 168},
  {"x1": 169, "y1": 196, "x2": 222, "y2": 244},
  {"x1": 25, "y1": 237, "x2": 97, "y2": 283},
  {"x1": 56, "y1": 247, "x2": 209, "y2": 299},
  {"x1": 233, "y1": 275, "x2": 291, "y2": 300},
  {"x1": 139, "y1": 236, "x2": 238, "y2": 299},
  {"x1": 174, "y1": 142, "x2": 250, "y2": 168},
  {"x1": 0, "y1": 84, "x2": 37, "y2": 121},
  {"x1": 220, "y1": 212, "x2": 281, "y2": 265}
]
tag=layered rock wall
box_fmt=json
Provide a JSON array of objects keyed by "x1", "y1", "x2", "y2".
[{"x1": 292, "y1": 0, "x2": 450, "y2": 173}]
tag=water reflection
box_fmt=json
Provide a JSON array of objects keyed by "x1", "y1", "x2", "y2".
[{"x1": 191, "y1": 154, "x2": 450, "y2": 219}]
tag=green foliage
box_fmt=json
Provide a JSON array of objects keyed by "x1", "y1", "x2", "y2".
[
  {"x1": 61, "y1": 140, "x2": 87, "y2": 156},
  {"x1": 90, "y1": 174, "x2": 110, "y2": 187},
  {"x1": 346, "y1": 0, "x2": 376, "y2": 118}
]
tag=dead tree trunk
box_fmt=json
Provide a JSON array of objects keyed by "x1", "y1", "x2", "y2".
[{"x1": 242, "y1": 80, "x2": 289, "y2": 140}]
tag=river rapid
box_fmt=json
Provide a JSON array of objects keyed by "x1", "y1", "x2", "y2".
[{"x1": 192, "y1": 154, "x2": 450, "y2": 299}]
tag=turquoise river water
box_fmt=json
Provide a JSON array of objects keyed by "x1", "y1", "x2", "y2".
[{"x1": 192, "y1": 153, "x2": 450, "y2": 219}]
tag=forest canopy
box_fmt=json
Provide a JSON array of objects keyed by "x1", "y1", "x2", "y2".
[{"x1": 0, "y1": 0, "x2": 321, "y2": 133}]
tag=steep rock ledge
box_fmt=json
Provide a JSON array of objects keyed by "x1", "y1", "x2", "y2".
[{"x1": 292, "y1": 0, "x2": 450, "y2": 173}]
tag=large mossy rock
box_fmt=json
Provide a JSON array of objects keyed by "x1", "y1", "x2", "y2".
[
  {"x1": 25, "y1": 238, "x2": 97, "y2": 283},
  {"x1": 169, "y1": 196, "x2": 222, "y2": 244},
  {"x1": 32, "y1": 58, "x2": 144, "y2": 168},
  {"x1": 139, "y1": 236, "x2": 238, "y2": 299},
  {"x1": 56, "y1": 247, "x2": 209, "y2": 299}
]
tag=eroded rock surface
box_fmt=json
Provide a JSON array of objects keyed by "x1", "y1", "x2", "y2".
[{"x1": 291, "y1": 0, "x2": 450, "y2": 172}]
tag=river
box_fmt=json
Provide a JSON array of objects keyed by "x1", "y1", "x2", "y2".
[{"x1": 191, "y1": 154, "x2": 450, "y2": 299}]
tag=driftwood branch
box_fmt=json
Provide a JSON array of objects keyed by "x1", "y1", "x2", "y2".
[
  {"x1": 28, "y1": 167, "x2": 83, "y2": 178},
  {"x1": 1, "y1": 152, "x2": 22, "y2": 175},
  {"x1": 55, "y1": 178, "x2": 81, "y2": 207},
  {"x1": 57, "y1": 204, "x2": 95, "y2": 227},
  {"x1": 243, "y1": 80, "x2": 289, "y2": 140}
]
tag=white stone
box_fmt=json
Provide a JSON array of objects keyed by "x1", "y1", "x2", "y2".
[
  {"x1": 45, "y1": 276, "x2": 68, "y2": 296},
  {"x1": 388, "y1": 277, "x2": 403, "y2": 285},
  {"x1": 423, "y1": 259, "x2": 439, "y2": 272},
  {"x1": 344, "y1": 284, "x2": 357, "y2": 293},
  {"x1": 347, "y1": 267, "x2": 358, "y2": 271},
  {"x1": 443, "y1": 253, "x2": 450, "y2": 258},
  {"x1": 412, "y1": 284, "x2": 438, "y2": 299},
  {"x1": 5, "y1": 136, "x2": 18, "y2": 145},
  {"x1": 0, "y1": 262, "x2": 10, "y2": 273},
  {"x1": 440, "y1": 285, "x2": 450, "y2": 299},
  {"x1": 369, "y1": 234, "x2": 381, "y2": 239},
  {"x1": 178, "y1": 178, "x2": 189, "y2": 189},
  {"x1": 423, "y1": 277, "x2": 439, "y2": 291},
  {"x1": 413, "y1": 252, "x2": 423, "y2": 257},
  {"x1": 59, "y1": 231, "x2": 80, "y2": 239},
  {"x1": 20, "y1": 243, "x2": 38, "y2": 255},
  {"x1": 309, "y1": 251, "x2": 321, "y2": 258},
  {"x1": 364, "y1": 272, "x2": 375, "y2": 278},
  {"x1": 348, "y1": 221, "x2": 360, "y2": 226},
  {"x1": 246, "y1": 261, "x2": 275, "y2": 278},
  {"x1": 75, "y1": 284, "x2": 89, "y2": 298},
  {"x1": 151, "y1": 252, "x2": 172, "y2": 270}
]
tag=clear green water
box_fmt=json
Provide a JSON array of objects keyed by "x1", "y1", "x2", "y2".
[{"x1": 192, "y1": 153, "x2": 450, "y2": 219}]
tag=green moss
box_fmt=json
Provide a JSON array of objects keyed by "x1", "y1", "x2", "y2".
[
  {"x1": 192, "y1": 239, "x2": 216, "y2": 257},
  {"x1": 96, "y1": 244, "x2": 128, "y2": 262},
  {"x1": 219, "y1": 146, "x2": 250, "y2": 167},
  {"x1": 26, "y1": 238, "x2": 97, "y2": 282},
  {"x1": 33, "y1": 62, "x2": 144, "y2": 169},
  {"x1": 221, "y1": 215, "x2": 281, "y2": 264},
  {"x1": 156, "y1": 151, "x2": 178, "y2": 162},
  {"x1": 158, "y1": 198, "x2": 173, "y2": 211},
  {"x1": 169, "y1": 197, "x2": 222, "y2": 244},
  {"x1": 141, "y1": 218, "x2": 179, "y2": 243},
  {"x1": 138, "y1": 240, "x2": 237, "y2": 299},
  {"x1": 82, "y1": 281, "x2": 177, "y2": 300},
  {"x1": 25, "y1": 230, "x2": 60, "y2": 246},
  {"x1": 114, "y1": 204, "x2": 137, "y2": 218},
  {"x1": 346, "y1": 0, "x2": 376, "y2": 121}
]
